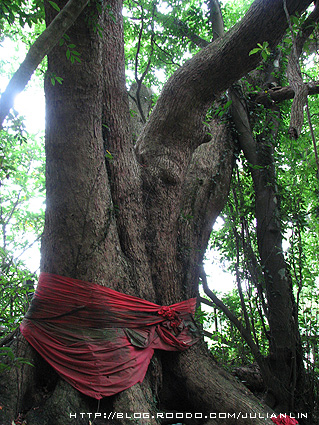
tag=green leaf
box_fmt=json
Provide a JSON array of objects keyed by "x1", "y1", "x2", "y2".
[
  {"x1": 105, "y1": 149, "x2": 113, "y2": 160},
  {"x1": 48, "y1": 1, "x2": 61, "y2": 12},
  {"x1": 291, "y1": 15, "x2": 299, "y2": 25},
  {"x1": 0, "y1": 364, "x2": 11, "y2": 372},
  {"x1": 0, "y1": 347, "x2": 15, "y2": 360},
  {"x1": 14, "y1": 357, "x2": 34, "y2": 367},
  {"x1": 249, "y1": 47, "x2": 260, "y2": 56}
]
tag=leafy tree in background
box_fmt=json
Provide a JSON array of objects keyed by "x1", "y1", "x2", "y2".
[
  {"x1": 205, "y1": 0, "x2": 319, "y2": 418},
  {"x1": 0, "y1": 113, "x2": 44, "y2": 350},
  {"x1": 0, "y1": 0, "x2": 318, "y2": 424},
  {"x1": 0, "y1": 0, "x2": 45, "y2": 361},
  {"x1": 0, "y1": 0, "x2": 43, "y2": 32},
  {"x1": 0, "y1": 117, "x2": 45, "y2": 255}
]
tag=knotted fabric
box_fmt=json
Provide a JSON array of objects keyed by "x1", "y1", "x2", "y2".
[{"x1": 20, "y1": 273, "x2": 198, "y2": 399}]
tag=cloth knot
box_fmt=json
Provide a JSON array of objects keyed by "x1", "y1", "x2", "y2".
[
  {"x1": 158, "y1": 306, "x2": 177, "y2": 320},
  {"x1": 158, "y1": 306, "x2": 183, "y2": 334}
]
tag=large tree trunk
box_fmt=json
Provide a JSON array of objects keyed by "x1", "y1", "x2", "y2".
[{"x1": 0, "y1": 0, "x2": 314, "y2": 424}]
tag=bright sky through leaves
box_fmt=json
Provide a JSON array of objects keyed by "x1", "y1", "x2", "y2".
[
  {"x1": 0, "y1": 38, "x2": 45, "y2": 273},
  {"x1": 0, "y1": 38, "x2": 45, "y2": 134}
]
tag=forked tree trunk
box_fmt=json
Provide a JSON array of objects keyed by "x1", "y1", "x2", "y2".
[{"x1": 0, "y1": 0, "x2": 314, "y2": 424}]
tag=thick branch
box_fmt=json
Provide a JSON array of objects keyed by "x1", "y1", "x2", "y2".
[
  {"x1": 136, "y1": 0, "x2": 312, "y2": 306},
  {"x1": 0, "y1": 0, "x2": 89, "y2": 127},
  {"x1": 230, "y1": 86, "x2": 258, "y2": 165},
  {"x1": 249, "y1": 82, "x2": 319, "y2": 106},
  {"x1": 136, "y1": 0, "x2": 312, "y2": 162},
  {"x1": 134, "y1": 4, "x2": 155, "y2": 124},
  {"x1": 178, "y1": 116, "x2": 234, "y2": 298},
  {"x1": 102, "y1": 0, "x2": 154, "y2": 300},
  {"x1": 286, "y1": 0, "x2": 319, "y2": 138},
  {"x1": 165, "y1": 341, "x2": 275, "y2": 425},
  {"x1": 209, "y1": 0, "x2": 224, "y2": 40}
]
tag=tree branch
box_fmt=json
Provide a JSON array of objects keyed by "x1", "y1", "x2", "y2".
[
  {"x1": 154, "y1": 9, "x2": 210, "y2": 49},
  {"x1": 178, "y1": 116, "x2": 234, "y2": 298},
  {"x1": 102, "y1": 0, "x2": 154, "y2": 300},
  {"x1": 249, "y1": 81, "x2": 319, "y2": 106},
  {"x1": 208, "y1": 0, "x2": 224, "y2": 41},
  {"x1": 199, "y1": 265, "x2": 264, "y2": 363},
  {"x1": 199, "y1": 296, "x2": 215, "y2": 308},
  {"x1": 285, "y1": 0, "x2": 319, "y2": 138},
  {"x1": 230, "y1": 186, "x2": 253, "y2": 336},
  {"x1": 0, "y1": 0, "x2": 90, "y2": 127},
  {"x1": 306, "y1": 100, "x2": 319, "y2": 177},
  {"x1": 134, "y1": 3, "x2": 149, "y2": 124},
  {"x1": 136, "y1": 0, "x2": 312, "y2": 306},
  {"x1": 136, "y1": 0, "x2": 313, "y2": 164}
]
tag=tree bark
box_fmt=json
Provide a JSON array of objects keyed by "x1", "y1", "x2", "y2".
[
  {"x1": 286, "y1": 1, "x2": 319, "y2": 138},
  {"x1": 249, "y1": 82, "x2": 319, "y2": 107}
]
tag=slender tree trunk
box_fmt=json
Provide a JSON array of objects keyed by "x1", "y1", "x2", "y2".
[
  {"x1": 230, "y1": 83, "x2": 310, "y2": 413},
  {"x1": 205, "y1": 0, "x2": 311, "y2": 412}
]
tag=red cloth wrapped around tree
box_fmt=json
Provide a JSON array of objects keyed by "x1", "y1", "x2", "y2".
[
  {"x1": 20, "y1": 273, "x2": 198, "y2": 399},
  {"x1": 271, "y1": 415, "x2": 299, "y2": 425}
]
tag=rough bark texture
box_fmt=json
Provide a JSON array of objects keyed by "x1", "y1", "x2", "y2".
[
  {"x1": 40, "y1": 0, "x2": 121, "y2": 284},
  {"x1": 0, "y1": 0, "x2": 315, "y2": 424},
  {"x1": 286, "y1": 1, "x2": 319, "y2": 138},
  {"x1": 249, "y1": 82, "x2": 319, "y2": 107}
]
